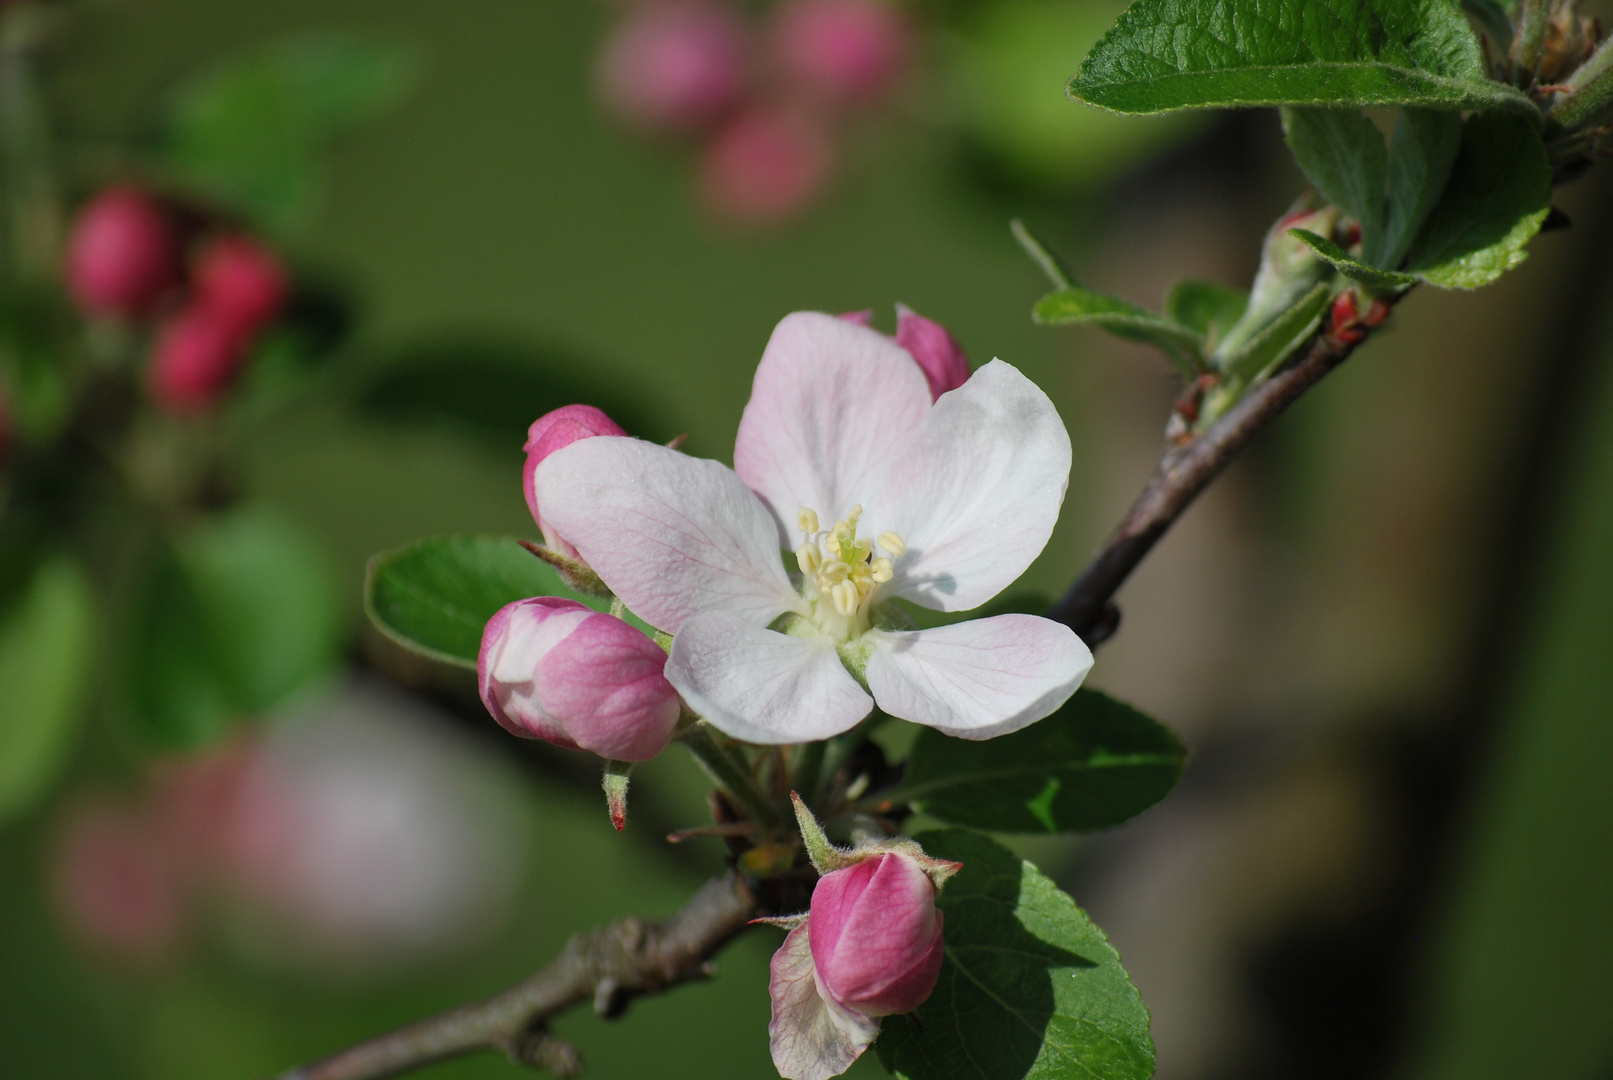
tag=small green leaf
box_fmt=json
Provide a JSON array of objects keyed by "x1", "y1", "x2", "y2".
[
  {"x1": 1281, "y1": 107, "x2": 1387, "y2": 240},
  {"x1": 123, "y1": 508, "x2": 340, "y2": 749},
  {"x1": 0, "y1": 556, "x2": 92, "y2": 821},
  {"x1": 1372, "y1": 108, "x2": 1463, "y2": 268},
  {"x1": 364, "y1": 535, "x2": 650, "y2": 668},
  {"x1": 875, "y1": 829, "x2": 1154, "y2": 1080},
  {"x1": 1405, "y1": 111, "x2": 1552, "y2": 289},
  {"x1": 1069, "y1": 0, "x2": 1532, "y2": 113},
  {"x1": 160, "y1": 34, "x2": 414, "y2": 228},
  {"x1": 1289, "y1": 229, "x2": 1418, "y2": 288},
  {"x1": 1164, "y1": 279, "x2": 1248, "y2": 348},
  {"x1": 1034, "y1": 286, "x2": 1203, "y2": 376},
  {"x1": 896, "y1": 689, "x2": 1186, "y2": 833},
  {"x1": 1221, "y1": 281, "x2": 1333, "y2": 383}
]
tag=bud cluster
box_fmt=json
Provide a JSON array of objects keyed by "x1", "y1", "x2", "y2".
[
  {"x1": 64, "y1": 185, "x2": 289, "y2": 414},
  {"x1": 594, "y1": 0, "x2": 912, "y2": 224}
]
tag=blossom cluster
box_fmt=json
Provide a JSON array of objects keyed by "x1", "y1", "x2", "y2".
[
  {"x1": 594, "y1": 0, "x2": 911, "y2": 223},
  {"x1": 65, "y1": 185, "x2": 288, "y2": 412},
  {"x1": 479, "y1": 305, "x2": 1092, "y2": 757}
]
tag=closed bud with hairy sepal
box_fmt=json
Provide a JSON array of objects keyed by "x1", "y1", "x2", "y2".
[
  {"x1": 65, "y1": 186, "x2": 179, "y2": 318},
  {"x1": 478, "y1": 596, "x2": 680, "y2": 762},
  {"x1": 523, "y1": 405, "x2": 628, "y2": 562}
]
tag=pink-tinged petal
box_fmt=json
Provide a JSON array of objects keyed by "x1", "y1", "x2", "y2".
[
  {"x1": 865, "y1": 614, "x2": 1092, "y2": 739},
  {"x1": 537, "y1": 611, "x2": 681, "y2": 761},
  {"x1": 868, "y1": 359, "x2": 1071, "y2": 612},
  {"x1": 522, "y1": 406, "x2": 627, "y2": 556},
  {"x1": 895, "y1": 303, "x2": 970, "y2": 400},
  {"x1": 535, "y1": 437, "x2": 800, "y2": 633},
  {"x1": 478, "y1": 597, "x2": 592, "y2": 749},
  {"x1": 837, "y1": 309, "x2": 873, "y2": 326},
  {"x1": 810, "y1": 852, "x2": 945, "y2": 1016},
  {"x1": 666, "y1": 611, "x2": 871, "y2": 743},
  {"x1": 769, "y1": 923, "x2": 882, "y2": 1080},
  {"x1": 735, "y1": 312, "x2": 931, "y2": 546}
]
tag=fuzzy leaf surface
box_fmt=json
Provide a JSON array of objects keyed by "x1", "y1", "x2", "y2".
[
  {"x1": 1404, "y1": 111, "x2": 1551, "y2": 289},
  {"x1": 1289, "y1": 229, "x2": 1417, "y2": 288},
  {"x1": 1034, "y1": 287, "x2": 1203, "y2": 373},
  {"x1": 1165, "y1": 280, "x2": 1249, "y2": 348},
  {"x1": 1281, "y1": 107, "x2": 1387, "y2": 239},
  {"x1": 896, "y1": 689, "x2": 1186, "y2": 833},
  {"x1": 1070, "y1": 0, "x2": 1530, "y2": 113},
  {"x1": 365, "y1": 535, "x2": 649, "y2": 668},
  {"x1": 1373, "y1": 108, "x2": 1463, "y2": 268},
  {"x1": 875, "y1": 829, "x2": 1154, "y2": 1080}
]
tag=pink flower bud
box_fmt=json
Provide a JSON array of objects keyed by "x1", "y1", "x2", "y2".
[
  {"x1": 894, "y1": 304, "x2": 970, "y2": 400},
  {"x1": 146, "y1": 303, "x2": 251, "y2": 414},
  {"x1": 523, "y1": 405, "x2": 628, "y2": 558},
  {"x1": 64, "y1": 186, "x2": 179, "y2": 318},
  {"x1": 700, "y1": 106, "x2": 834, "y2": 225},
  {"x1": 479, "y1": 596, "x2": 680, "y2": 761},
  {"x1": 808, "y1": 851, "x2": 945, "y2": 1016},
  {"x1": 597, "y1": 1, "x2": 750, "y2": 134},
  {"x1": 193, "y1": 234, "x2": 288, "y2": 335},
  {"x1": 52, "y1": 800, "x2": 185, "y2": 957},
  {"x1": 771, "y1": 0, "x2": 908, "y2": 104}
]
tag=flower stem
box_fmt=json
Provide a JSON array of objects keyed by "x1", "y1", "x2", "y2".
[{"x1": 677, "y1": 725, "x2": 779, "y2": 828}]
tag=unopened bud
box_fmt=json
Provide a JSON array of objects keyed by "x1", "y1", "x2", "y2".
[
  {"x1": 596, "y1": 1, "x2": 750, "y2": 134},
  {"x1": 478, "y1": 597, "x2": 680, "y2": 762},
  {"x1": 894, "y1": 305, "x2": 969, "y2": 400},
  {"x1": 699, "y1": 106, "x2": 835, "y2": 225},
  {"x1": 146, "y1": 304, "x2": 251, "y2": 414},
  {"x1": 523, "y1": 405, "x2": 629, "y2": 559},
  {"x1": 193, "y1": 234, "x2": 288, "y2": 335},
  {"x1": 771, "y1": 0, "x2": 909, "y2": 104},
  {"x1": 810, "y1": 851, "x2": 945, "y2": 1016},
  {"x1": 65, "y1": 186, "x2": 178, "y2": 318}
]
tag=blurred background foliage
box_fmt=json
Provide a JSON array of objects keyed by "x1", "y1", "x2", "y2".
[{"x1": 2, "y1": 1, "x2": 1611, "y2": 1079}]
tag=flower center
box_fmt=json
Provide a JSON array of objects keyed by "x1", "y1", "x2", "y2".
[{"x1": 793, "y1": 505, "x2": 904, "y2": 638}]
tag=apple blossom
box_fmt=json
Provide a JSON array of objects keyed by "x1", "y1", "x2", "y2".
[
  {"x1": 523, "y1": 405, "x2": 628, "y2": 561},
  {"x1": 478, "y1": 596, "x2": 681, "y2": 762},
  {"x1": 534, "y1": 311, "x2": 1092, "y2": 744},
  {"x1": 64, "y1": 186, "x2": 178, "y2": 318}
]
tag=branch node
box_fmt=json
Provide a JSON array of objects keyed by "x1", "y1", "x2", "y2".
[{"x1": 505, "y1": 1026, "x2": 583, "y2": 1077}]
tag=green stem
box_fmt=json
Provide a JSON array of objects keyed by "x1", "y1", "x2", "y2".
[
  {"x1": 1510, "y1": 0, "x2": 1549, "y2": 82},
  {"x1": 678, "y1": 725, "x2": 779, "y2": 828},
  {"x1": 1549, "y1": 36, "x2": 1613, "y2": 133}
]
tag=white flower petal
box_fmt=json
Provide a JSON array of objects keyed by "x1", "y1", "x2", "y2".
[
  {"x1": 769, "y1": 924, "x2": 882, "y2": 1080},
  {"x1": 735, "y1": 312, "x2": 932, "y2": 545},
  {"x1": 535, "y1": 437, "x2": 800, "y2": 634},
  {"x1": 667, "y1": 612, "x2": 872, "y2": 744},
  {"x1": 869, "y1": 359, "x2": 1071, "y2": 612},
  {"x1": 865, "y1": 614, "x2": 1092, "y2": 740}
]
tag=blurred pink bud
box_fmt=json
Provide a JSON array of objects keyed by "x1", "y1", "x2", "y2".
[
  {"x1": 193, "y1": 234, "x2": 288, "y2": 335},
  {"x1": 700, "y1": 106, "x2": 834, "y2": 224},
  {"x1": 809, "y1": 851, "x2": 944, "y2": 1016},
  {"x1": 772, "y1": 0, "x2": 908, "y2": 104},
  {"x1": 64, "y1": 186, "x2": 179, "y2": 318},
  {"x1": 479, "y1": 596, "x2": 681, "y2": 761},
  {"x1": 523, "y1": 405, "x2": 628, "y2": 558},
  {"x1": 597, "y1": 1, "x2": 750, "y2": 134},
  {"x1": 146, "y1": 304, "x2": 251, "y2": 413},
  {"x1": 53, "y1": 801, "x2": 185, "y2": 957},
  {"x1": 837, "y1": 309, "x2": 874, "y2": 326},
  {"x1": 894, "y1": 304, "x2": 969, "y2": 400}
]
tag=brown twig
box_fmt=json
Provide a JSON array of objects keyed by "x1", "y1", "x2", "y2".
[
  {"x1": 1048, "y1": 293, "x2": 1404, "y2": 644},
  {"x1": 275, "y1": 872, "x2": 758, "y2": 1080}
]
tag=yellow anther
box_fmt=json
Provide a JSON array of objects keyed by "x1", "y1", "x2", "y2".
[
  {"x1": 832, "y1": 580, "x2": 859, "y2": 617},
  {"x1": 819, "y1": 560, "x2": 851, "y2": 584},
  {"x1": 870, "y1": 558, "x2": 893, "y2": 583},
  {"x1": 797, "y1": 508, "x2": 819, "y2": 535},
  {"x1": 796, "y1": 544, "x2": 822, "y2": 575},
  {"x1": 877, "y1": 532, "x2": 906, "y2": 558}
]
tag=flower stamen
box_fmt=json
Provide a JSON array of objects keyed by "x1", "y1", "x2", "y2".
[{"x1": 795, "y1": 505, "x2": 904, "y2": 638}]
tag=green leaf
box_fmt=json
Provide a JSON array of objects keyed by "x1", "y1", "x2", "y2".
[
  {"x1": 1281, "y1": 107, "x2": 1387, "y2": 239},
  {"x1": 1034, "y1": 286, "x2": 1203, "y2": 376},
  {"x1": 1069, "y1": 0, "x2": 1532, "y2": 114},
  {"x1": 896, "y1": 689, "x2": 1186, "y2": 833},
  {"x1": 1164, "y1": 279, "x2": 1248, "y2": 348},
  {"x1": 1404, "y1": 111, "x2": 1552, "y2": 289},
  {"x1": 1221, "y1": 281, "x2": 1333, "y2": 382},
  {"x1": 1289, "y1": 228, "x2": 1418, "y2": 288},
  {"x1": 875, "y1": 829, "x2": 1154, "y2": 1080},
  {"x1": 0, "y1": 557, "x2": 92, "y2": 821},
  {"x1": 123, "y1": 508, "x2": 341, "y2": 749},
  {"x1": 160, "y1": 34, "x2": 414, "y2": 229},
  {"x1": 1372, "y1": 108, "x2": 1463, "y2": 268},
  {"x1": 364, "y1": 535, "x2": 651, "y2": 669}
]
